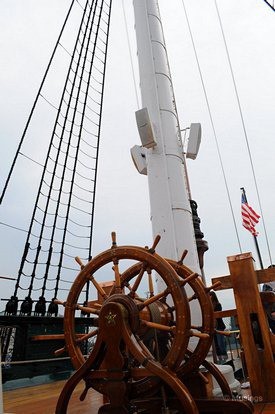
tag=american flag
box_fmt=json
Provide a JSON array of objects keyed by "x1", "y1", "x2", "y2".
[{"x1": 241, "y1": 194, "x2": 260, "y2": 236}]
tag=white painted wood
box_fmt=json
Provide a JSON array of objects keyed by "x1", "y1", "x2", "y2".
[
  {"x1": 133, "y1": 0, "x2": 200, "y2": 273},
  {"x1": 133, "y1": 0, "x2": 201, "y2": 332}
]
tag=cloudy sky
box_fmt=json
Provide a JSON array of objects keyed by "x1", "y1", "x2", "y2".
[{"x1": 0, "y1": 0, "x2": 275, "y2": 309}]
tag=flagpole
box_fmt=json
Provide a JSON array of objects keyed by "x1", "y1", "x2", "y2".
[{"x1": 241, "y1": 187, "x2": 264, "y2": 269}]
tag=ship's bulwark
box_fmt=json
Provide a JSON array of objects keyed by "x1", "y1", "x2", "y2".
[{"x1": 0, "y1": 315, "x2": 95, "y2": 383}]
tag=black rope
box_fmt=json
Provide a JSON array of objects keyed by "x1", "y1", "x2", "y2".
[
  {"x1": 18, "y1": 152, "x2": 44, "y2": 167},
  {"x1": 263, "y1": 0, "x2": 275, "y2": 11},
  {"x1": 0, "y1": 221, "x2": 28, "y2": 234},
  {"x1": 0, "y1": 0, "x2": 76, "y2": 204},
  {"x1": 41, "y1": 247, "x2": 52, "y2": 297},
  {"x1": 11, "y1": 0, "x2": 112, "y2": 306},
  {"x1": 14, "y1": 0, "x2": 91, "y2": 297},
  {"x1": 88, "y1": 0, "x2": 113, "y2": 261},
  {"x1": 54, "y1": 0, "x2": 101, "y2": 297},
  {"x1": 28, "y1": 245, "x2": 41, "y2": 296}
]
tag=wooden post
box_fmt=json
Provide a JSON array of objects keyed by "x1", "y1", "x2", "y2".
[{"x1": 227, "y1": 253, "x2": 275, "y2": 401}]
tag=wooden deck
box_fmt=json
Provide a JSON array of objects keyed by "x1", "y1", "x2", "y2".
[
  {"x1": 3, "y1": 380, "x2": 103, "y2": 414},
  {"x1": 3, "y1": 379, "x2": 275, "y2": 413}
]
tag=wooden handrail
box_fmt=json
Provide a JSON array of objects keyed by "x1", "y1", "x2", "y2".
[{"x1": 31, "y1": 334, "x2": 83, "y2": 341}]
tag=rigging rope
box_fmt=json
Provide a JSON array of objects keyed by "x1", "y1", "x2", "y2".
[
  {"x1": 263, "y1": 0, "x2": 275, "y2": 11},
  {"x1": 38, "y1": 0, "x2": 98, "y2": 297},
  {"x1": 7, "y1": 0, "x2": 113, "y2": 308},
  {"x1": 0, "y1": 0, "x2": 76, "y2": 205},
  {"x1": 122, "y1": 0, "x2": 140, "y2": 109},
  {"x1": 0, "y1": 221, "x2": 27, "y2": 234},
  {"x1": 214, "y1": 0, "x2": 273, "y2": 265},
  {"x1": 181, "y1": 0, "x2": 242, "y2": 253},
  {"x1": 14, "y1": 0, "x2": 94, "y2": 298}
]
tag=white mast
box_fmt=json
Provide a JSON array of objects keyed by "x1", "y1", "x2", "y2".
[
  {"x1": 133, "y1": 0, "x2": 200, "y2": 275},
  {"x1": 132, "y1": 3, "x2": 240, "y2": 389}
]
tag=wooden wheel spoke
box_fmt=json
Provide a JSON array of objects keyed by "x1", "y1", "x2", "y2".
[
  {"x1": 138, "y1": 288, "x2": 169, "y2": 309},
  {"x1": 128, "y1": 264, "x2": 146, "y2": 298},
  {"x1": 177, "y1": 249, "x2": 188, "y2": 265},
  {"x1": 75, "y1": 256, "x2": 85, "y2": 269},
  {"x1": 54, "y1": 330, "x2": 98, "y2": 357},
  {"x1": 112, "y1": 259, "x2": 122, "y2": 292},
  {"x1": 110, "y1": 232, "x2": 123, "y2": 292},
  {"x1": 54, "y1": 298, "x2": 66, "y2": 307},
  {"x1": 214, "y1": 329, "x2": 231, "y2": 337},
  {"x1": 204, "y1": 281, "x2": 221, "y2": 292},
  {"x1": 188, "y1": 293, "x2": 197, "y2": 302},
  {"x1": 178, "y1": 272, "x2": 198, "y2": 286},
  {"x1": 141, "y1": 319, "x2": 176, "y2": 334},
  {"x1": 147, "y1": 267, "x2": 154, "y2": 297},
  {"x1": 75, "y1": 328, "x2": 98, "y2": 344},
  {"x1": 124, "y1": 281, "x2": 140, "y2": 297},
  {"x1": 87, "y1": 274, "x2": 108, "y2": 300},
  {"x1": 89, "y1": 302, "x2": 102, "y2": 310},
  {"x1": 54, "y1": 346, "x2": 66, "y2": 357},
  {"x1": 189, "y1": 329, "x2": 209, "y2": 339},
  {"x1": 145, "y1": 234, "x2": 161, "y2": 254},
  {"x1": 77, "y1": 303, "x2": 100, "y2": 315}
]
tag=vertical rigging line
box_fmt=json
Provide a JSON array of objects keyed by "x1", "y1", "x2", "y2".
[
  {"x1": 181, "y1": 0, "x2": 242, "y2": 253},
  {"x1": 50, "y1": 0, "x2": 98, "y2": 298},
  {"x1": 88, "y1": 0, "x2": 113, "y2": 262},
  {"x1": 42, "y1": 0, "x2": 95, "y2": 297},
  {"x1": 121, "y1": 0, "x2": 140, "y2": 109},
  {"x1": 55, "y1": 0, "x2": 103, "y2": 296},
  {"x1": 214, "y1": 0, "x2": 273, "y2": 265},
  {"x1": 14, "y1": 0, "x2": 91, "y2": 297},
  {"x1": 0, "y1": 0, "x2": 76, "y2": 205}
]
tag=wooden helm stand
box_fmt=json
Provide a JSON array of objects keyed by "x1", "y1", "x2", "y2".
[{"x1": 55, "y1": 233, "x2": 254, "y2": 413}]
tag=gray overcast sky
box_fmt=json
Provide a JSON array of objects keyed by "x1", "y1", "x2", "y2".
[{"x1": 0, "y1": 0, "x2": 275, "y2": 309}]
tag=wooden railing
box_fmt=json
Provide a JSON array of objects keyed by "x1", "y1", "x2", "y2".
[{"x1": 211, "y1": 253, "x2": 275, "y2": 402}]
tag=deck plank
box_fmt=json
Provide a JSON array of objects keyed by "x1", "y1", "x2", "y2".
[
  {"x1": 3, "y1": 379, "x2": 103, "y2": 414},
  {"x1": 4, "y1": 379, "x2": 275, "y2": 413}
]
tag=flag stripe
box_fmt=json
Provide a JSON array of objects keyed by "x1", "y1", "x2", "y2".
[
  {"x1": 241, "y1": 204, "x2": 260, "y2": 224},
  {"x1": 241, "y1": 196, "x2": 260, "y2": 236}
]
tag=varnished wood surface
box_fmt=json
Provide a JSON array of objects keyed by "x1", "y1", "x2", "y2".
[
  {"x1": 3, "y1": 379, "x2": 103, "y2": 414},
  {"x1": 3, "y1": 379, "x2": 275, "y2": 413},
  {"x1": 212, "y1": 265, "x2": 275, "y2": 291},
  {"x1": 227, "y1": 254, "x2": 275, "y2": 402}
]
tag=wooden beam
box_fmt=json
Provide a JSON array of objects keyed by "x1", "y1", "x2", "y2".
[
  {"x1": 211, "y1": 275, "x2": 232, "y2": 291},
  {"x1": 211, "y1": 261, "x2": 275, "y2": 291},
  {"x1": 213, "y1": 309, "x2": 237, "y2": 319}
]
